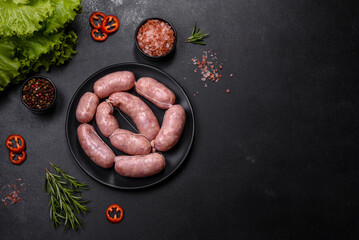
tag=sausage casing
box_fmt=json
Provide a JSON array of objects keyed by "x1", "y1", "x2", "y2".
[
  {"x1": 96, "y1": 101, "x2": 119, "y2": 137},
  {"x1": 76, "y1": 92, "x2": 99, "y2": 123},
  {"x1": 77, "y1": 123, "x2": 115, "y2": 168},
  {"x1": 114, "y1": 153, "x2": 165, "y2": 177},
  {"x1": 153, "y1": 105, "x2": 186, "y2": 152},
  {"x1": 93, "y1": 71, "x2": 135, "y2": 99},
  {"x1": 109, "y1": 129, "x2": 151, "y2": 155},
  {"x1": 108, "y1": 92, "x2": 160, "y2": 141},
  {"x1": 135, "y1": 77, "x2": 176, "y2": 109}
]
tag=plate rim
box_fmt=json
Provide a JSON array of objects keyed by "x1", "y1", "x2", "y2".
[{"x1": 65, "y1": 62, "x2": 195, "y2": 189}]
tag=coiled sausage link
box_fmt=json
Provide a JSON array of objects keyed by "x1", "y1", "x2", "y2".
[
  {"x1": 135, "y1": 77, "x2": 175, "y2": 109},
  {"x1": 152, "y1": 104, "x2": 186, "y2": 152},
  {"x1": 114, "y1": 153, "x2": 165, "y2": 178},
  {"x1": 109, "y1": 129, "x2": 151, "y2": 155},
  {"x1": 76, "y1": 92, "x2": 99, "y2": 123},
  {"x1": 77, "y1": 123, "x2": 115, "y2": 168},
  {"x1": 93, "y1": 71, "x2": 135, "y2": 99},
  {"x1": 96, "y1": 101, "x2": 119, "y2": 137},
  {"x1": 108, "y1": 92, "x2": 160, "y2": 141}
]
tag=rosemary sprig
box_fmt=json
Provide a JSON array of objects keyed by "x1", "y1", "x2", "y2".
[
  {"x1": 185, "y1": 23, "x2": 210, "y2": 45},
  {"x1": 44, "y1": 162, "x2": 89, "y2": 231}
]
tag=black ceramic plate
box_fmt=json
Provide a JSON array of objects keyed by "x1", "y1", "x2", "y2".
[{"x1": 66, "y1": 63, "x2": 195, "y2": 189}]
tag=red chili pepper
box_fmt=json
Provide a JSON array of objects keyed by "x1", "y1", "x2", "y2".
[
  {"x1": 89, "y1": 12, "x2": 106, "y2": 29},
  {"x1": 91, "y1": 28, "x2": 108, "y2": 41},
  {"x1": 106, "y1": 204, "x2": 124, "y2": 223},
  {"x1": 101, "y1": 15, "x2": 120, "y2": 34},
  {"x1": 9, "y1": 151, "x2": 26, "y2": 165},
  {"x1": 6, "y1": 135, "x2": 26, "y2": 153}
]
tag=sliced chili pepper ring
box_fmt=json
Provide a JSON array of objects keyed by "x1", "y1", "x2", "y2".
[
  {"x1": 91, "y1": 28, "x2": 108, "y2": 42},
  {"x1": 89, "y1": 12, "x2": 106, "y2": 29},
  {"x1": 6, "y1": 135, "x2": 26, "y2": 153},
  {"x1": 106, "y1": 204, "x2": 124, "y2": 223},
  {"x1": 101, "y1": 15, "x2": 120, "y2": 34},
  {"x1": 9, "y1": 151, "x2": 26, "y2": 165}
]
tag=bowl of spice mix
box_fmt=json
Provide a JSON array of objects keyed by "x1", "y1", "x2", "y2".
[
  {"x1": 135, "y1": 18, "x2": 177, "y2": 60},
  {"x1": 21, "y1": 76, "x2": 57, "y2": 114}
]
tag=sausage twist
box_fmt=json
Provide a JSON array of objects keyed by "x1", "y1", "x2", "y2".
[{"x1": 76, "y1": 73, "x2": 186, "y2": 178}]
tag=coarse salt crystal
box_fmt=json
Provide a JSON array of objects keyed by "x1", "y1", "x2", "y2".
[{"x1": 137, "y1": 19, "x2": 175, "y2": 57}]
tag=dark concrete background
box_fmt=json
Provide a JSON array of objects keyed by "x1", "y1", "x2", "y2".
[{"x1": 1, "y1": 0, "x2": 359, "y2": 239}]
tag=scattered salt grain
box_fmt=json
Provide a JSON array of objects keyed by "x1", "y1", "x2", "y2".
[
  {"x1": 191, "y1": 50, "x2": 225, "y2": 83},
  {"x1": 190, "y1": 50, "x2": 234, "y2": 94},
  {"x1": 1, "y1": 179, "x2": 27, "y2": 208}
]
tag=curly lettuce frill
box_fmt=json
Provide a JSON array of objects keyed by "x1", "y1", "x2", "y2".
[
  {"x1": 0, "y1": 42, "x2": 21, "y2": 91},
  {"x1": 43, "y1": 0, "x2": 82, "y2": 35},
  {"x1": 0, "y1": 31, "x2": 78, "y2": 88},
  {"x1": 0, "y1": 0, "x2": 54, "y2": 37},
  {"x1": 0, "y1": 0, "x2": 82, "y2": 91}
]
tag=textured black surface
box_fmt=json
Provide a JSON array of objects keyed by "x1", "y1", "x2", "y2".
[{"x1": 0, "y1": 0, "x2": 359, "y2": 239}]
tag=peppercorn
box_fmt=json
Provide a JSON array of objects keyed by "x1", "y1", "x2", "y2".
[{"x1": 22, "y1": 78, "x2": 55, "y2": 110}]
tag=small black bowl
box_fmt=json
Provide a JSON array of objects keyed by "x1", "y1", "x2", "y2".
[
  {"x1": 135, "y1": 17, "x2": 177, "y2": 60},
  {"x1": 20, "y1": 75, "x2": 57, "y2": 114}
]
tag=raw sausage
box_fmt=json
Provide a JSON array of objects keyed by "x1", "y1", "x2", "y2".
[
  {"x1": 93, "y1": 71, "x2": 135, "y2": 99},
  {"x1": 108, "y1": 92, "x2": 160, "y2": 141},
  {"x1": 109, "y1": 129, "x2": 151, "y2": 155},
  {"x1": 96, "y1": 101, "x2": 119, "y2": 137},
  {"x1": 114, "y1": 153, "x2": 165, "y2": 178},
  {"x1": 76, "y1": 92, "x2": 99, "y2": 123},
  {"x1": 135, "y1": 77, "x2": 175, "y2": 109},
  {"x1": 77, "y1": 123, "x2": 115, "y2": 168},
  {"x1": 152, "y1": 104, "x2": 186, "y2": 152}
]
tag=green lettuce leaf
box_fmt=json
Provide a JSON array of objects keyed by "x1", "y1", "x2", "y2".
[
  {"x1": 13, "y1": 30, "x2": 78, "y2": 83},
  {"x1": 10, "y1": 30, "x2": 65, "y2": 83},
  {"x1": 33, "y1": 31, "x2": 78, "y2": 72},
  {"x1": 0, "y1": 0, "x2": 81, "y2": 91},
  {"x1": 43, "y1": 0, "x2": 82, "y2": 35},
  {"x1": 0, "y1": 30, "x2": 78, "y2": 86},
  {"x1": 0, "y1": 41, "x2": 21, "y2": 91},
  {"x1": 12, "y1": 0, "x2": 30, "y2": 4},
  {"x1": 12, "y1": 30, "x2": 64, "y2": 61},
  {"x1": 0, "y1": 0, "x2": 54, "y2": 37}
]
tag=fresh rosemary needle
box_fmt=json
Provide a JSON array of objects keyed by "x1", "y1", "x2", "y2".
[
  {"x1": 44, "y1": 162, "x2": 89, "y2": 231},
  {"x1": 185, "y1": 23, "x2": 210, "y2": 45}
]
